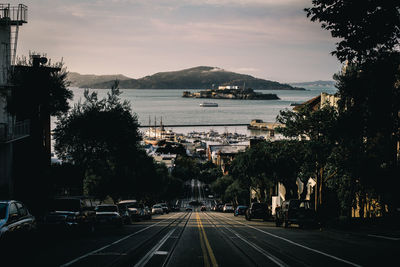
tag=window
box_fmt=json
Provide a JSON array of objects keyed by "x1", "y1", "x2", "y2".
[
  {"x1": 16, "y1": 202, "x2": 28, "y2": 216},
  {"x1": 0, "y1": 203, "x2": 7, "y2": 219},
  {"x1": 9, "y1": 203, "x2": 18, "y2": 217}
]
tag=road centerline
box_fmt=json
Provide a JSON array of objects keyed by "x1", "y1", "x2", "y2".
[{"x1": 196, "y1": 212, "x2": 219, "y2": 267}]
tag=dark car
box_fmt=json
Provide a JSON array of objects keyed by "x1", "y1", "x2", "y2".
[
  {"x1": 117, "y1": 200, "x2": 145, "y2": 223},
  {"x1": 234, "y1": 205, "x2": 248, "y2": 216},
  {"x1": 275, "y1": 199, "x2": 317, "y2": 228},
  {"x1": 143, "y1": 206, "x2": 152, "y2": 220},
  {"x1": 200, "y1": 205, "x2": 207, "y2": 211},
  {"x1": 42, "y1": 197, "x2": 97, "y2": 233},
  {"x1": 245, "y1": 202, "x2": 270, "y2": 221},
  {"x1": 185, "y1": 205, "x2": 193, "y2": 212},
  {"x1": 0, "y1": 200, "x2": 36, "y2": 243},
  {"x1": 95, "y1": 204, "x2": 123, "y2": 227}
]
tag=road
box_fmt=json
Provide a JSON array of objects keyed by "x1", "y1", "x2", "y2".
[
  {"x1": 7, "y1": 180, "x2": 399, "y2": 266},
  {"x1": 8, "y1": 210, "x2": 399, "y2": 267}
]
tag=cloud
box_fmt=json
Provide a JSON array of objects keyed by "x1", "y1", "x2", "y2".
[{"x1": 16, "y1": 0, "x2": 339, "y2": 82}]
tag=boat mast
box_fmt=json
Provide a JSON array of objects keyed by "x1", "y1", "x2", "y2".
[{"x1": 148, "y1": 115, "x2": 151, "y2": 138}]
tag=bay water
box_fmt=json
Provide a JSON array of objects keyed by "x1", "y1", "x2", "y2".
[{"x1": 54, "y1": 86, "x2": 337, "y2": 137}]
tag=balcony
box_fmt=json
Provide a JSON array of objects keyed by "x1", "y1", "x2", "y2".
[
  {"x1": 0, "y1": 4, "x2": 28, "y2": 25},
  {"x1": 0, "y1": 119, "x2": 30, "y2": 143}
]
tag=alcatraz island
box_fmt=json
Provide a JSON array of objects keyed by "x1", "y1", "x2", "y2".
[{"x1": 182, "y1": 85, "x2": 280, "y2": 100}]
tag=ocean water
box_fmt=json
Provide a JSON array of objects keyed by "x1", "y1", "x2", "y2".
[{"x1": 55, "y1": 86, "x2": 337, "y2": 136}]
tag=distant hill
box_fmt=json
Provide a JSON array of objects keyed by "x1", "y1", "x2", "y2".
[
  {"x1": 67, "y1": 72, "x2": 131, "y2": 88},
  {"x1": 289, "y1": 80, "x2": 336, "y2": 88},
  {"x1": 68, "y1": 66, "x2": 305, "y2": 90}
]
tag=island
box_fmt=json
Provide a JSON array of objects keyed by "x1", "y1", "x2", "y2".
[{"x1": 182, "y1": 86, "x2": 280, "y2": 100}]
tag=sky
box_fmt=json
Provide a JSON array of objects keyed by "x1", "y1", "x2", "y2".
[{"x1": 14, "y1": 0, "x2": 341, "y2": 83}]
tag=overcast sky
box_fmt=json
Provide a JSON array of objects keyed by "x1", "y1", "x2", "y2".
[{"x1": 15, "y1": 0, "x2": 341, "y2": 83}]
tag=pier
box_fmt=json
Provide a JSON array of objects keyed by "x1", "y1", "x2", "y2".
[{"x1": 138, "y1": 123, "x2": 249, "y2": 128}]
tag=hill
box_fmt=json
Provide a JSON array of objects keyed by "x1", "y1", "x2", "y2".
[
  {"x1": 67, "y1": 72, "x2": 131, "y2": 88},
  {"x1": 68, "y1": 66, "x2": 305, "y2": 90}
]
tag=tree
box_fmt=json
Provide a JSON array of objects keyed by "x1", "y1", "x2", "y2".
[
  {"x1": 53, "y1": 82, "x2": 144, "y2": 201},
  {"x1": 306, "y1": 0, "x2": 400, "y2": 218},
  {"x1": 333, "y1": 56, "x2": 400, "y2": 217},
  {"x1": 277, "y1": 105, "x2": 339, "y2": 213},
  {"x1": 305, "y1": 0, "x2": 400, "y2": 63},
  {"x1": 5, "y1": 55, "x2": 73, "y2": 214},
  {"x1": 171, "y1": 156, "x2": 200, "y2": 182}
]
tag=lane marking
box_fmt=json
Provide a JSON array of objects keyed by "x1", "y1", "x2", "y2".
[
  {"x1": 134, "y1": 228, "x2": 176, "y2": 267},
  {"x1": 60, "y1": 213, "x2": 180, "y2": 267},
  {"x1": 222, "y1": 225, "x2": 289, "y2": 267},
  {"x1": 367, "y1": 234, "x2": 400, "y2": 241},
  {"x1": 154, "y1": 251, "x2": 168, "y2": 255},
  {"x1": 197, "y1": 212, "x2": 218, "y2": 267},
  {"x1": 198, "y1": 221, "x2": 210, "y2": 267},
  {"x1": 218, "y1": 214, "x2": 362, "y2": 267}
]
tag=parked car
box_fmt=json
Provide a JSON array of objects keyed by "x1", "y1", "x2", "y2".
[
  {"x1": 216, "y1": 203, "x2": 224, "y2": 212},
  {"x1": 223, "y1": 203, "x2": 234, "y2": 212},
  {"x1": 42, "y1": 197, "x2": 97, "y2": 233},
  {"x1": 143, "y1": 206, "x2": 152, "y2": 219},
  {"x1": 170, "y1": 205, "x2": 181, "y2": 212},
  {"x1": 152, "y1": 204, "x2": 164, "y2": 215},
  {"x1": 234, "y1": 205, "x2": 248, "y2": 216},
  {"x1": 245, "y1": 202, "x2": 270, "y2": 221},
  {"x1": 0, "y1": 200, "x2": 36, "y2": 242},
  {"x1": 117, "y1": 200, "x2": 145, "y2": 223},
  {"x1": 95, "y1": 204, "x2": 123, "y2": 227},
  {"x1": 157, "y1": 203, "x2": 170, "y2": 214},
  {"x1": 275, "y1": 199, "x2": 317, "y2": 228},
  {"x1": 200, "y1": 205, "x2": 207, "y2": 211},
  {"x1": 185, "y1": 205, "x2": 193, "y2": 212}
]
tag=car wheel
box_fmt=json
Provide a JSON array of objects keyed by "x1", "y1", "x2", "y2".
[
  {"x1": 88, "y1": 223, "x2": 96, "y2": 233},
  {"x1": 284, "y1": 220, "x2": 289, "y2": 228}
]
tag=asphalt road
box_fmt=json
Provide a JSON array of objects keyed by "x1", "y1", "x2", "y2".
[{"x1": 6, "y1": 210, "x2": 399, "y2": 267}]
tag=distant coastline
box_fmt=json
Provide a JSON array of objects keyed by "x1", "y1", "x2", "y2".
[{"x1": 68, "y1": 66, "x2": 305, "y2": 91}]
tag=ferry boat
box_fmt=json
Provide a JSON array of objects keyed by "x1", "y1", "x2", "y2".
[{"x1": 200, "y1": 102, "x2": 218, "y2": 107}]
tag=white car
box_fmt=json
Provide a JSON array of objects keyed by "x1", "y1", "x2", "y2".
[
  {"x1": 152, "y1": 204, "x2": 163, "y2": 215},
  {"x1": 223, "y1": 203, "x2": 234, "y2": 212}
]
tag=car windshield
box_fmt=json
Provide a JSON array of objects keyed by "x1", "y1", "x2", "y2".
[
  {"x1": 252, "y1": 203, "x2": 267, "y2": 209},
  {"x1": 96, "y1": 205, "x2": 118, "y2": 212},
  {"x1": 0, "y1": 203, "x2": 7, "y2": 219},
  {"x1": 289, "y1": 200, "x2": 301, "y2": 209},
  {"x1": 153, "y1": 205, "x2": 161, "y2": 208},
  {"x1": 51, "y1": 199, "x2": 81, "y2": 212}
]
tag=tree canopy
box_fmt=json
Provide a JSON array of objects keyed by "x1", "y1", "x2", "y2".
[{"x1": 305, "y1": 0, "x2": 400, "y2": 62}]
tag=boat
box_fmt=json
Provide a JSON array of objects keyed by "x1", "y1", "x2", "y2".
[{"x1": 200, "y1": 102, "x2": 218, "y2": 107}]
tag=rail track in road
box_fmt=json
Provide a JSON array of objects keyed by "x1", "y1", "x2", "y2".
[
  {"x1": 205, "y1": 212, "x2": 362, "y2": 267},
  {"x1": 203, "y1": 212, "x2": 293, "y2": 267},
  {"x1": 61, "y1": 212, "x2": 192, "y2": 267}
]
